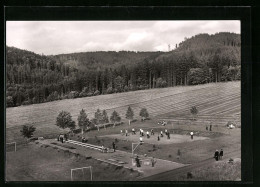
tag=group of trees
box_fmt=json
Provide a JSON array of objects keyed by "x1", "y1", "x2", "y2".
[
  {"x1": 20, "y1": 105, "x2": 199, "y2": 140},
  {"x1": 55, "y1": 107, "x2": 150, "y2": 135},
  {"x1": 7, "y1": 32, "x2": 241, "y2": 107}
]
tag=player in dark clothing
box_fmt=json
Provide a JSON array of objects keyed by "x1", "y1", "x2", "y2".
[
  {"x1": 219, "y1": 149, "x2": 223, "y2": 160},
  {"x1": 64, "y1": 134, "x2": 68, "y2": 141},
  {"x1": 210, "y1": 124, "x2": 212, "y2": 131},
  {"x1": 157, "y1": 135, "x2": 160, "y2": 141},
  {"x1": 135, "y1": 156, "x2": 141, "y2": 167},
  {"x1": 112, "y1": 142, "x2": 116, "y2": 152},
  {"x1": 214, "y1": 150, "x2": 219, "y2": 161}
]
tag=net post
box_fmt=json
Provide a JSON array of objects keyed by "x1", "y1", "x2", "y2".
[{"x1": 90, "y1": 166, "x2": 93, "y2": 181}]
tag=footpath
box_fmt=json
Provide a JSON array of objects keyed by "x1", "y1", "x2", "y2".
[{"x1": 37, "y1": 138, "x2": 187, "y2": 178}]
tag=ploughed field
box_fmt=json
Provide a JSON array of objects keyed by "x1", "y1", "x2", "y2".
[{"x1": 6, "y1": 81, "x2": 240, "y2": 143}]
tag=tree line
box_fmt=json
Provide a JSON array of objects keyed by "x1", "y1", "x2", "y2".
[
  {"x1": 55, "y1": 106, "x2": 149, "y2": 134},
  {"x1": 6, "y1": 32, "x2": 240, "y2": 107}
]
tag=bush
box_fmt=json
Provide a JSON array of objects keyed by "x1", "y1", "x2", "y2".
[
  {"x1": 131, "y1": 119, "x2": 138, "y2": 123},
  {"x1": 22, "y1": 100, "x2": 31, "y2": 105},
  {"x1": 6, "y1": 96, "x2": 14, "y2": 107},
  {"x1": 68, "y1": 91, "x2": 79, "y2": 99},
  {"x1": 93, "y1": 90, "x2": 100, "y2": 96},
  {"x1": 73, "y1": 128, "x2": 82, "y2": 134},
  {"x1": 106, "y1": 87, "x2": 113, "y2": 94},
  {"x1": 79, "y1": 92, "x2": 88, "y2": 98},
  {"x1": 87, "y1": 92, "x2": 93, "y2": 97}
]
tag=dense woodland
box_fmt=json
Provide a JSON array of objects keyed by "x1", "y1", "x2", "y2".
[{"x1": 6, "y1": 32, "x2": 241, "y2": 107}]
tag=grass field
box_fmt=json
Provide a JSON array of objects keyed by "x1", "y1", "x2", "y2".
[
  {"x1": 77, "y1": 120, "x2": 240, "y2": 164},
  {"x1": 5, "y1": 81, "x2": 241, "y2": 181},
  {"x1": 6, "y1": 81, "x2": 240, "y2": 144},
  {"x1": 6, "y1": 143, "x2": 141, "y2": 181},
  {"x1": 169, "y1": 158, "x2": 241, "y2": 181}
]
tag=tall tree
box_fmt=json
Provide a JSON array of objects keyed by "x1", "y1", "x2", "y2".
[
  {"x1": 20, "y1": 125, "x2": 36, "y2": 141},
  {"x1": 125, "y1": 106, "x2": 134, "y2": 125},
  {"x1": 94, "y1": 109, "x2": 103, "y2": 124},
  {"x1": 102, "y1": 110, "x2": 109, "y2": 124},
  {"x1": 110, "y1": 110, "x2": 121, "y2": 128},
  {"x1": 77, "y1": 109, "x2": 91, "y2": 137},
  {"x1": 139, "y1": 108, "x2": 149, "y2": 121},
  {"x1": 190, "y1": 106, "x2": 198, "y2": 121},
  {"x1": 56, "y1": 111, "x2": 76, "y2": 131}
]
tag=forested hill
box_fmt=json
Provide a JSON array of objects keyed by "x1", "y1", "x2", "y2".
[
  {"x1": 6, "y1": 32, "x2": 240, "y2": 107},
  {"x1": 52, "y1": 51, "x2": 162, "y2": 71}
]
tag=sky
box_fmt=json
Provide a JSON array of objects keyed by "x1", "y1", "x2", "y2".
[{"x1": 6, "y1": 21, "x2": 240, "y2": 55}]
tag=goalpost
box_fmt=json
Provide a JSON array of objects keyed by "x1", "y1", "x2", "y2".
[
  {"x1": 6, "y1": 142, "x2": 16, "y2": 152},
  {"x1": 71, "y1": 166, "x2": 93, "y2": 181}
]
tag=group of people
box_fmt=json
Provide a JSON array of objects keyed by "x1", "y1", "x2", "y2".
[
  {"x1": 57, "y1": 134, "x2": 68, "y2": 143},
  {"x1": 158, "y1": 129, "x2": 171, "y2": 140},
  {"x1": 120, "y1": 128, "x2": 156, "y2": 139},
  {"x1": 206, "y1": 124, "x2": 212, "y2": 131},
  {"x1": 214, "y1": 149, "x2": 224, "y2": 161},
  {"x1": 158, "y1": 120, "x2": 167, "y2": 126}
]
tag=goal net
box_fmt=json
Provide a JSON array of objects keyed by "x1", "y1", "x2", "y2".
[
  {"x1": 6, "y1": 142, "x2": 16, "y2": 152},
  {"x1": 71, "y1": 166, "x2": 93, "y2": 181}
]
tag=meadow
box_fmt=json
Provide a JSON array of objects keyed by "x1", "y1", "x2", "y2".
[
  {"x1": 5, "y1": 81, "x2": 241, "y2": 181},
  {"x1": 6, "y1": 81, "x2": 240, "y2": 144}
]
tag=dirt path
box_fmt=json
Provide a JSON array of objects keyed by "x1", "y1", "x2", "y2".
[{"x1": 138, "y1": 149, "x2": 241, "y2": 181}]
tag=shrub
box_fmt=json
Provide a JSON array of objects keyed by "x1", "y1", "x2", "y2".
[
  {"x1": 6, "y1": 96, "x2": 14, "y2": 107},
  {"x1": 87, "y1": 92, "x2": 93, "y2": 97},
  {"x1": 93, "y1": 90, "x2": 100, "y2": 96},
  {"x1": 106, "y1": 87, "x2": 113, "y2": 94}
]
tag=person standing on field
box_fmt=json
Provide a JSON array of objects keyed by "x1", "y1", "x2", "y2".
[
  {"x1": 125, "y1": 129, "x2": 128, "y2": 136},
  {"x1": 219, "y1": 149, "x2": 223, "y2": 160},
  {"x1": 214, "y1": 150, "x2": 219, "y2": 161},
  {"x1": 112, "y1": 142, "x2": 116, "y2": 152},
  {"x1": 146, "y1": 131, "x2": 150, "y2": 138},
  {"x1": 135, "y1": 156, "x2": 141, "y2": 167},
  {"x1": 160, "y1": 131, "x2": 163, "y2": 137},
  {"x1": 190, "y1": 131, "x2": 194, "y2": 139},
  {"x1": 151, "y1": 157, "x2": 157, "y2": 167},
  {"x1": 151, "y1": 129, "x2": 154, "y2": 135}
]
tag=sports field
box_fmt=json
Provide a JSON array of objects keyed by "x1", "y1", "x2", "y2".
[
  {"x1": 6, "y1": 81, "x2": 240, "y2": 144},
  {"x1": 5, "y1": 81, "x2": 241, "y2": 181},
  {"x1": 101, "y1": 133, "x2": 209, "y2": 145}
]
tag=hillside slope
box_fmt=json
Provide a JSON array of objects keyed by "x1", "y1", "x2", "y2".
[{"x1": 6, "y1": 81, "x2": 240, "y2": 143}]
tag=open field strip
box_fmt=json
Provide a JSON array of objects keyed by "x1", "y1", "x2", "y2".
[
  {"x1": 6, "y1": 82, "x2": 240, "y2": 143},
  {"x1": 155, "y1": 94, "x2": 240, "y2": 121},
  {"x1": 157, "y1": 92, "x2": 240, "y2": 119},
  {"x1": 130, "y1": 89, "x2": 239, "y2": 118},
  {"x1": 140, "y1": 84, "x2": 240, "y2": 113},
  {"x1": 6, "y1": 83, "x2": 216, "y2": 129}
]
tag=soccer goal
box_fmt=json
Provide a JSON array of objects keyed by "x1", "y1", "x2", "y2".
[
  {"x1": 71, "y1": 166, "x2": 93, "y2": 181},
  {"x1": 6, "y1": 142, "x2": 16, "y2": 152}
]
